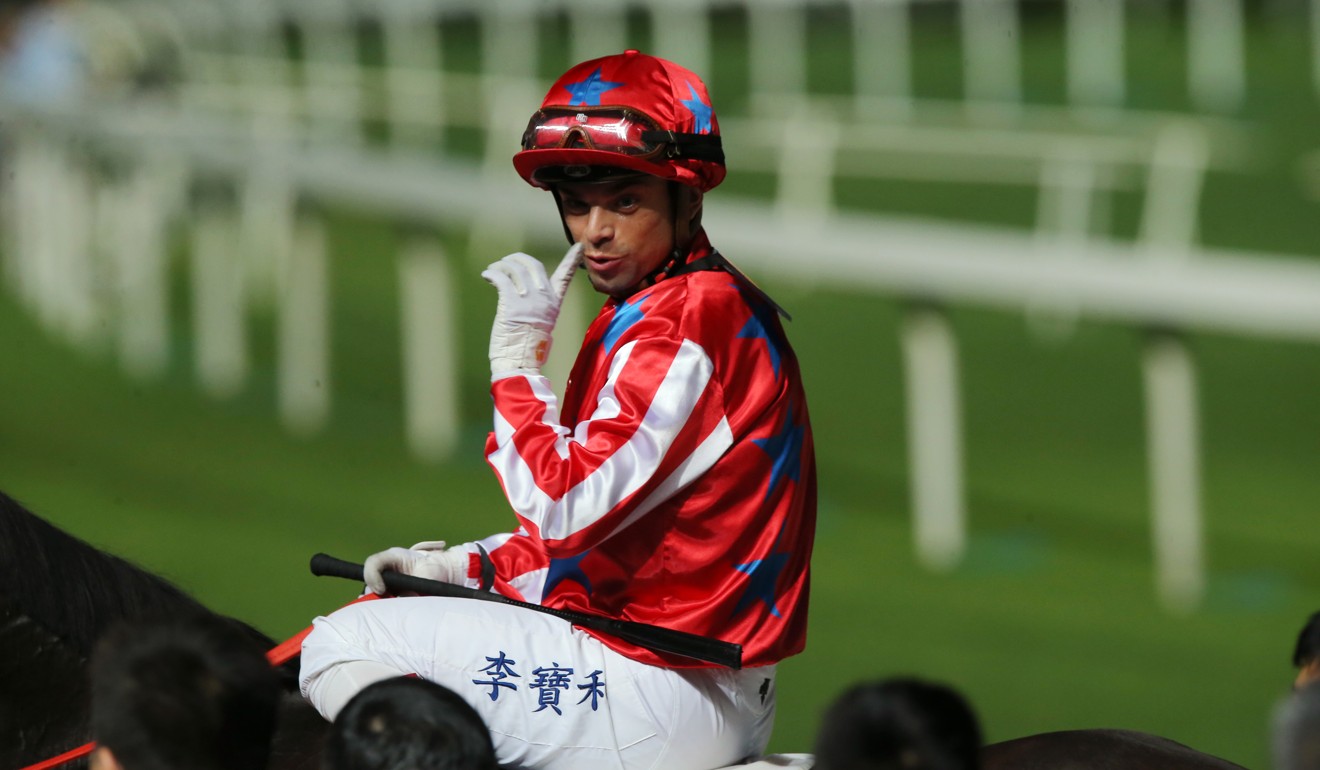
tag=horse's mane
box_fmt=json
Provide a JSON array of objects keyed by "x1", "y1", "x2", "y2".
[{"x1": 0, "y1": 489, "x2": 277, "y2": 658}]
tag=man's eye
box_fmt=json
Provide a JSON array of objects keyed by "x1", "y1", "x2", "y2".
[
  {"x1": 616, "y1": 196, "x2": 639, "y2": 210},
  {"x1": 562, "y1": 200, "x2": 588, "y2": 215}
]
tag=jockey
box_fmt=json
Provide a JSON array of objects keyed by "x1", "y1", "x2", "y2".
[{"x1": 299, "y1": 50, "x2": 817, "y2": 770}]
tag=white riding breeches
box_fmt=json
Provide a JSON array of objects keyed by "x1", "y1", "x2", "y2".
[{"x1": 299, "y1": 596, "x2": 777, "y2": 770}]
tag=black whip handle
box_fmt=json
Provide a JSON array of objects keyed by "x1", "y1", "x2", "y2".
[{"x1": 309, "y1": 553, "x2": 742, "y2": 669}]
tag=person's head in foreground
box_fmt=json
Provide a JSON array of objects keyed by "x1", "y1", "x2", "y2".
[
  {"x1": 1293, "y1": 610, "x2": 1320, "y2": 690},
  {"x1": 323, "y1": 676, "x2": 499, "y2": 770},
  {"x1": 812, "y1": 677, "x2": 983, "y2": 770},
  {"x1": 89, "y1": 613, "x2": 280, "y2": 770}
]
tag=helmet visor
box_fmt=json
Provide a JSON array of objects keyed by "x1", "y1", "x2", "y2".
[{"x1": 522, "y1": 107, "x2": 668, "y2": 158}]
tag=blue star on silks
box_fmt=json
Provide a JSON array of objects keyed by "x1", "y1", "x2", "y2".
[
  {"x1": 602, "y1": 295, "x2": 648, "y2": 353},
  {"x1": 736, "y1": 294, "x2": 784, "y2": 379},
  {"x1": 680, "y1": 82, "x2": 714, "y2": 134},
  {"x1": 732, "y1": 524, "x2": 792, "y2": 619},
  {"x1": 563, "y1": 67, "x2": 624, "y2": 106},
  {"x1": 752, "y1": 404, "x2": 805, "y2": 502},
  {"x1": 542, "y1": 551, "x2": 593, "y2": 601}
]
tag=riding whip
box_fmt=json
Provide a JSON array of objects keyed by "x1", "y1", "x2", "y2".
[{"x1": 309, "y1": 553, "x2": 743, "y2": 669}]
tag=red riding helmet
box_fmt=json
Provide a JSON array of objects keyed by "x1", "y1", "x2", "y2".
[{"x1": 513, "y1": 50, "x2": 726, "y2": 192}]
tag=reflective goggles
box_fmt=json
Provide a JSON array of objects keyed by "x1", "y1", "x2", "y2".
[{"x1": 521, "y1": 107, "x2": 724, "y2": 163}]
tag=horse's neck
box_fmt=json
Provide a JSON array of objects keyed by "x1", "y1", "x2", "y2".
[
  {"x1": 0, "y1": 599, "x2": 92, "y2": 767},
  {"x1": 0, "y1": 490, "x2": 274, "y2": 657}
]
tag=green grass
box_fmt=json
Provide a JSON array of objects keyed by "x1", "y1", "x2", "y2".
[{"x1": 5, "y1": 6, "x2": 1320, "y2": 769}]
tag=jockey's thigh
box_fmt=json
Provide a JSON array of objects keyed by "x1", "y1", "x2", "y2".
[{"x1": 300, "y1": 596, "x2": 777, "y2": 770}]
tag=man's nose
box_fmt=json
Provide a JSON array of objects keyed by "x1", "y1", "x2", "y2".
[{"x1": 584, "y1": 208, "x2": 613, "y2": 243}]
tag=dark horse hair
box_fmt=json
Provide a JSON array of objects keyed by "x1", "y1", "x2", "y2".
[
  {"x1": 0, "y1": 489, "x2": 325, "y2": 770},
  {"x1": 0, "y1": 490, "x2": 276, "y2": 659}
]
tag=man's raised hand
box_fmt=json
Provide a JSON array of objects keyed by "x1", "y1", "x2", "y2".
[{"x1": 481, "y1": 243, "x2": 583, "y2": 377}]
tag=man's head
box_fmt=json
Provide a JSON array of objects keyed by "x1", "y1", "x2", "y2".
[
  {"x1": 513, "y1": 50, "x2": 724, "y2": 298},
  {"x1": 812, "y1": 677, "x2": 983, "y2": 770},
  {"x1": 89, "y1": 613, "x2": 280, "y2": 770},
  {"x1": 1294, "y1": 611, "x2": 1320, "y2": 689},
  {"x1": 323, "y1": 676, "x2": 499, "y2": 770}
]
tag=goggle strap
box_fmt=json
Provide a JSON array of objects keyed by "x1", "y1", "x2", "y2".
[{"x1": 639, "y1": 130, "x2": 725, "y2": 163}]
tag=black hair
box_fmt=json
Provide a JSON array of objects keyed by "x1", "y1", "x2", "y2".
[
  {"x1": 812, "y1": 677, "x2": 983, "y2": 770},
  {"x1": 90, "y1": 613, "x2": 281, "y2": 770},
  {"x1": 1294, "y1": 611, "x2": 1320, "y2": 668},
  {"x1": 323, "y1": 677, "x2": 499, "y2": 770}
]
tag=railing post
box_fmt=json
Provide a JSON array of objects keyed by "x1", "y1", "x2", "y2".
[
  {"x1": 1139, "y1": 120, "x2": 1210, "y2": 612},
  {"x1": 1188, "y1": 0, "x2": 1246, "y2": 113},
  {"x1": 960, "y1": 0, "x2": 1022, "y2": 118},
  {"x1": 775, "y1": 105, "x2": 838, "y2": 223},
  {"x1": 747, "y1": 2, "x2": 807, "y2": 112},
  {"x1": 114, "y1": 160, "x2": 176, "y2": 381},
  {"x1": 648, "y1": 0, "x2": 710, "y2": 84},
  {"x1": 1066, "y1": 0, "x2": 1126, "y2": 108},
  {"x1": 191, "y1": 191, "x2": 249, "y2": 399},
  {"x1": 278, "y1": 214, "x2": 332, "y2": 436},
  {"x1": 851, "y1": 0, "x2": 914, "y2": 120},
  {"x1": 569, "y1": 2, "x2": 628, "y2": 64},
  {"x1": 1143, "y1": 329, "x2": 1206, "y2": 612},
  {"x1": 399, "y1": 235, "x2": 459, "y2": 462},
  {"x1": 379, "y1": 5, "x2": 445, "y2": 149},
  {"x1": 298, "y1": 0, "x2": 365, "y2": 144},
  {"x1": 901, "y1": 301, "x2": 968, "y2": 572}
]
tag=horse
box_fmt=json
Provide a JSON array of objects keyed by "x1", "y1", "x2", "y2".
[
  {"x1": 0, "y1": 488, "x2": 1251, "y2": 770},
  {"x1": 0, "y1": 489, "x2": 328, "y2": 770}
]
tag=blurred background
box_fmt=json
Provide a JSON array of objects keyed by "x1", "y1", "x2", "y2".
[{"x1": 3, "y1": 0, "x2": 1320, "y2": 765}]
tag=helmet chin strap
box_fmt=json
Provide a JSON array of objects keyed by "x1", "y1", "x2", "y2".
[{"x1": 630, "y1": 183, "x2": 698, "y2": 294}]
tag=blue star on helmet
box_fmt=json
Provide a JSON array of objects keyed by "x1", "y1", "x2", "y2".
[
  {"x1": 542, "y1": 551, "x2": 593, "y2": 601},
  {"x1": 752, "y1": 403, "x2": 805, "y2": 502},
  {"x1": 563, "y1": 67, "x2": 625, "y2": 107},
  {"x1": 680, "y1": 82, "x2": 714, "y2": 134},
  {"x1": 732, "y1": 523, "x2": 792, "y2": 619},
  {"x1": 602, "y1": 295, "x2": 648, "y2": 354},
  {"x1": 736, "y1": 292, "x2": 784, "y2": 379}
]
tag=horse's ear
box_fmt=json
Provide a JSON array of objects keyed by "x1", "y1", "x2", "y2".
[{"x1": 90, "y1": 746, "x2": 123, "y2": 770}]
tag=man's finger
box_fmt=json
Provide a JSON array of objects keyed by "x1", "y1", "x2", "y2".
[
  {"x1": 504, "y1": 252, "x2": 548, "y2": 292},
  {"x1": 481, "y1": 265, "x2": 520, "y2": 296},
  {"x1": 550, "y1": 242, "x2": 584, "y2": 293}
]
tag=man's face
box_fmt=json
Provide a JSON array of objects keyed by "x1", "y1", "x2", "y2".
[{"x1": 558, "y1": 176, "x2": 675, "y2": 299}]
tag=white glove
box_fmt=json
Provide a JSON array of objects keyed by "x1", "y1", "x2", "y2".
[
  {"x1": 480, "y1": 243, "x2": 583, "y2": 376},
  {"x1": 362, "y1": 540, "x2": 467, "y2": 595}
]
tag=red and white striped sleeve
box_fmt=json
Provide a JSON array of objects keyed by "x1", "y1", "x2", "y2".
[{"x1": 483, "y1": 335, "x2": 733, "y2": 556}]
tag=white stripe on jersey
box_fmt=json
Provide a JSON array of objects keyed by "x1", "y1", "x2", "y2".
[
  {"x1": 489, "y1": 338, "x2": 716, "y2": 543},
  {"x1": 610, "y1": 415, "x2": 734, "y2": 536}
]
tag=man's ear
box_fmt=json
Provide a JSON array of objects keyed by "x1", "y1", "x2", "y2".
[{"x1": 90, "y1": 746, "x2": 122, "y2": 770}]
